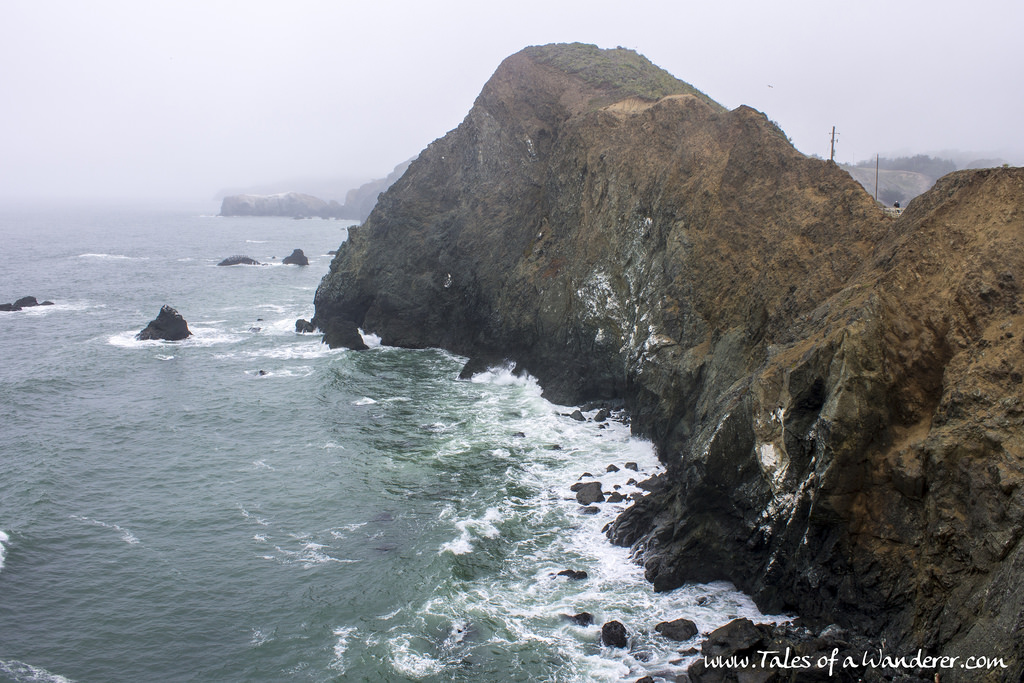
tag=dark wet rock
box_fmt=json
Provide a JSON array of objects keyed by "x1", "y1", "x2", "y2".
[
  {"x1": 217, "y1": 255, "x2": 261, "y2": 266},
  {"x1": 569, "y1": 409, "x2": 585, "y2": 421},
  {"x1": 606, "y1": 464, "x2": 620, "y2": 473},
  {"x1": 295, "y1": 318, "x2": 316, "y2": 333},
  {"x1": 545, "y1": 444, "x2": 562, "y2": 450},
  {"x1": 574, "y1": 482, "x2": 604, "y2": 505},
  {"x1": 635, "y1": 677, "x2": 654, "y2": 683},
  {"x1": 557, "y1": 569, "x2": 588, "y2": 580},
  {"x1": 2, "y1": 296, "x2": 53, "y2": 311},
  {"x1": 136, "y1": 305, "x2": 192, "y2": 341},
  {"x1": 702, "y1": 618, "x2": 762, "y2": 659},
  {"x1": 601, "y1": 620, "x2": 628, "y2": 648},
  {"x1": 624, "y1": 462, "x2": 638, "y2": 471},
  {"x1": 562, "y1": 612, "x2": 594, "y2": 627},
  {"x1": 606, "y1": 492, "x2": 625, "y2": 503},
  {"x1": 512, "y1": 431, "x2": 526, "y2": 438},
  {"x1": 318, "y1": 317, "x2": 368, "y2": 350},
  {"x1": 580, "y1": 506, "x2": 600, "y2": 515},
  {"x1": 655, "y1": 618, "x2": 698, "y2": 641},
  {"x1": 282, "y1": 249, "x2": 309, "y2": 266},
  {"x1": 248, "y1": 326, "x2": 261, "y2": 333},
  {"x1": 594, "y1": 408, "x2": 611, "y2": 422},
  {"x1": 256, "y1": 369, "x2": 268, "y2": 376}
]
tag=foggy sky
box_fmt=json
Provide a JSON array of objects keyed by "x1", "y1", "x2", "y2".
[{"x1": 2, "y1": 0, "x2": 1021, "y2": 206}]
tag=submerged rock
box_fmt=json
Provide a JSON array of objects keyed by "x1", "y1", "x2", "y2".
[
  {"x1": 282, "y1": 249, "x2": 309, "y2": 266},
  {"x1": 136, "y1": 305, "x2": 192, "y2": 341}
]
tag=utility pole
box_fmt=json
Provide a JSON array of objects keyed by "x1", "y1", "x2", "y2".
[
  {"x1": 874, "y1": 153, "x2": 879, "y2": 201},
  {"x1": 829, "y1": 126, "x2": 838, "y2": 163}
]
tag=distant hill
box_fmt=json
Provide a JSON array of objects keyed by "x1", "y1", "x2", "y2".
[
  {"x1": 842, "y1": 154, "x2": 1009, "y2": 206},
  {"x1": 218, "y1": 159, "x2": 413, "y2": 221}
]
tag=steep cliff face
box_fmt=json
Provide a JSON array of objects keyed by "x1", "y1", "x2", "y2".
[{"x1": 314, "y1": 43, "x2": 1024, "y2": 677}]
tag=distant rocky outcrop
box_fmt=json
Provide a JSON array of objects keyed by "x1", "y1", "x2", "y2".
[
  {"x1": 136, "y1": 305, "x2": 192, "y2": 341},
  {"x1": 219, "y1": 192, "x2": 341, "y2": 219},
  {"x1": 282, "y1": 249, "x2": 309, "y2": 266},
  {"x1": 340, "y1": 159, "x2": 414, "y2": 221},
  {"x1": 313, "y1": 42, "x2": 1024, "y2": 679},
  {"x1": 1, "y1": 296, "x2": 54, "y2": 311},
  {"x1": 217, "y1": 255, "x2": 261, "y2": 266},
  {"x1": 218, "y1": 160, "x2": 413, "y2": 221}
]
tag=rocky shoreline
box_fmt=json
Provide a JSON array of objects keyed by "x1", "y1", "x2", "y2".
[{"x1": 312, "y1": 43, "x2": 1024, "y2": 680}]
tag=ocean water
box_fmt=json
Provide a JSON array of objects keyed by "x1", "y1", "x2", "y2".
[{"x1": 0, "y1": 206, "x2": 776, "y2": 682}]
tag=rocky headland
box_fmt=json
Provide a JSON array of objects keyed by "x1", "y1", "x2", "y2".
[
  {"x1": 219, "y1": 160, "x2": 413, "y2": 221},
  {"x1": 313, "y1": 42, "x2": 1024, "y2": 680}
]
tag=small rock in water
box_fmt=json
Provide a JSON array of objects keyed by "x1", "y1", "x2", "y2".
[
  {"x1": 606, "y1": 492, "x2": 625, "y2": 503},
  {"x1": 606, "y1": 464, "x2": 620, "y2": 473},
  {"x1": 217, "y1": 255, "x2": 261, "y2": 266},
  {"x1": 569, "y1": 409, "x2": 585, "y2": 421},
  {"x1": 580, "y1": 506, "x2": 600, "y2": 515},
  {"x1": 601, "y1": 620, "x2": 629, "y2": 648},
  {"x1": 136, "y1": 305, "x2": 192, "y2": 341},
  {"x1": 574, "y1": 482, "x2": 604, "y2": 505},
  {"x1": 295, "y1": 318, "x2": 316, "y2": 333},
  {"x1": 561, "y1": 612, "x2": 594, "y2": 627},
  {"x1": 512, "y1": 431, "x2": 526, "y2": 438},
  {"x1": 655, "y1": 617, "x2": 698, "y2": 641},
  {"x1": 624, "y1": 462, "x2": 639, "y2": 471},
  {"x1": 282, "y1": 248, "x2": 309, "y2": 266},
  {"x1": 594, "y1": 408, "x2": 610, "y2": 422},
  {"x1": 557, "y1": 569, "x2": 588, "y2": 580}
]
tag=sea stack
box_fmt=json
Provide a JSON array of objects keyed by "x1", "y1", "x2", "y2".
[
  {"x1": 282, "y1": 249, "x2": 309, "y2": 266},
  {"x1": 312, "y1": 42, "x2": 1024, "y2": 673},
  {"x1": 136, "y1": 305, "x2": 192, "y2": 341}
]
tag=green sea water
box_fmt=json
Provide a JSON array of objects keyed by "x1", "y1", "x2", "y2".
[{"x1": 0, "y1": 206, "x2": 774, "y2": 682}]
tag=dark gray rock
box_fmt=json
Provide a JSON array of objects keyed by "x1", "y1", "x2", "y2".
[
  {"x1": 601, "y1": 620, "x2": 628, "y2": 648},
  {"x1": 561, "y1": 612, "x2": 594, "y2": 627},
  {"x1": 655, "y1": 617, "x2": 698, "y2": 641},
  {"x1": 318, "y1": 317, "x2": 367, "y2": 350},
  {"x1": 574, "y1": 482, "x2": 604, "y2": 505},
  {"x1": 218, "y1": 255, "x2": 261, "y2": 266},
  {"x1": 136, "y1": 305, "x2": 192, "y2": 341},
  {"x1": 556, "y1": 569, "x2": 588, "y2": 580},
  {"x1": 569, "y1": 409, "x2": 585, "y2": 421},
  {"x1": 295, "y1": 318, "x2": 316, "y2": 333},
  {"x1": 282, "y1": 249, "x2": 309, "y2": 266}
]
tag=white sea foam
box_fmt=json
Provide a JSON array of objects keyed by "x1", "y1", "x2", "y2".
[
  {"x1": 439, "y1": 507, "x2": 502, "y2": 555},
  {"x1": 108, "y1": 326, "x2": 243, "y2": 349},
  {"x1": 0, "y1": 659, "x2": 75, "y2": 683},
  {"x1": 0, "y1": 529, "x2": 8, "y2": 572},
  {"x1": 353, "y1": 397, "x2": 377, "y2": 406},
  {"x1": 77, "y1": 252, "x2": 146, "y2": 261},
  {"x1": 239, "y1": 506, "x2": 270, "y2": 527},
  {"x1": 329, "y1": 626, "x2": 357, "y2": 672},
  {"x1": 359, "y1": 329, "x2": 382, "y2": 348},
  {"x1": 70, "y1": 515, "x2": 139, "y2": 545}
]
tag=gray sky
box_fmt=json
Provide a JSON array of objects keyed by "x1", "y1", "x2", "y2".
[{"x1": 2, "y1": 0, "x2": 1021, "y2": 205}]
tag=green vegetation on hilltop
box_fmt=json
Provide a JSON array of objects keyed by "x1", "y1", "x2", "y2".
[{"x1": 523, "y1": 42, "x2": 724, "y2": 111}]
